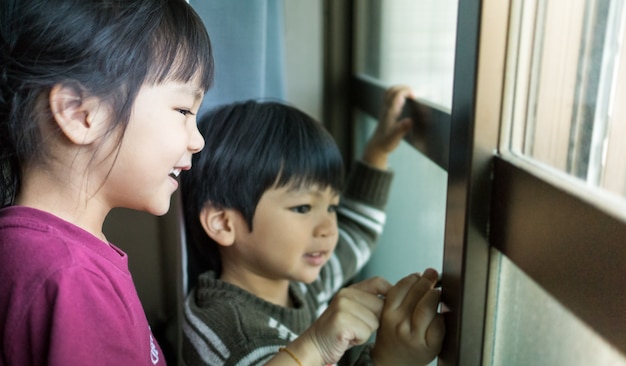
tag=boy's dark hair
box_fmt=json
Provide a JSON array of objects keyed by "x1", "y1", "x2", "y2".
[
  {"x1": 181, "y1": 100, "x2": 344, "y2": 284},
  {"x1": 0, "y1": 0, "x2": 214, "y2": 207}
]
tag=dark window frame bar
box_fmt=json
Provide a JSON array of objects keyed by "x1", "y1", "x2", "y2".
[
  {"x1": 491, "y1": 157, "x2": 626, "y2": 355},
  {"x1": 352, "y1": 75, "x2": 451, "y2": 171}
]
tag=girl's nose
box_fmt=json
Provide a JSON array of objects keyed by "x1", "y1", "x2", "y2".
[{"x1": 189, "y1": 120, "x2": 205, "y2": 153}]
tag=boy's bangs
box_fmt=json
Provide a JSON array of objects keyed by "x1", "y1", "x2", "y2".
[{"x1": 275, "y1": 133, "x2": 344, "y2": 193}]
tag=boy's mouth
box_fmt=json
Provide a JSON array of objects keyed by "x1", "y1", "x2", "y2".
[{"x1": 304, "y1": 251, "x2": 328, "y2": 266}]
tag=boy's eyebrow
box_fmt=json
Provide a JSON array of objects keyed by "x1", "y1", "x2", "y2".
[{"x1": 284, "y1": 185, "x2": 340, "y2": 198}]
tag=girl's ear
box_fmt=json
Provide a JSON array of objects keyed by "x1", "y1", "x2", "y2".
[
  {"x1": 49, "y1": 83, "x2": 107, "y2": 145},
  {"x1": 199, "y1": 205, "x2": 237, "y2": 247}
]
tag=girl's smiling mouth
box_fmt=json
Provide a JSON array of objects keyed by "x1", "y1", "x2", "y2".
[{"x1": 169, "y1": 168, "x2": 182, "y2": 179}]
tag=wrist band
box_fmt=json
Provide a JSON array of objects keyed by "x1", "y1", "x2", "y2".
[{"x1": 279, "y1": 347, "x2": 303, "y2": 366}]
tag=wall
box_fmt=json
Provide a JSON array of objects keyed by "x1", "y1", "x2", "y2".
[{"x1": 282, "y1": 0, "x2": 323, "y2": 120}]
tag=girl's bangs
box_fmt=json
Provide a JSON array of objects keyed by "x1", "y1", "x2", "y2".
[{"x1": 147, "y1": 2, "x2": 213, "y2": 91}]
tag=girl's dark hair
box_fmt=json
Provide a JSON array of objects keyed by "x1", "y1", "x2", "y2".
[
  {"x1": 181, "y1": 100, "x2": 344, "y2": 280},
  {"x1": 0, "y1": 0, "x2": 214, "y2": 207}
]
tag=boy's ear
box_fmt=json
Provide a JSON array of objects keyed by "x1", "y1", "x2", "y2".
[
  {"x1": 199, "y1": 205, "x2": 237, "y2": 247},
  {"x1": 49, "y1": 83, "x2": 106, "y2": 145}
]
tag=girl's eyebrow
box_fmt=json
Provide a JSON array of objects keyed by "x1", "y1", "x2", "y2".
[{"x1": 171, "y1": 85, "x2": 204, "y2": 100}]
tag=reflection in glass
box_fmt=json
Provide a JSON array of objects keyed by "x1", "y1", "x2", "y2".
[
  {"x1": 354, "y1": 0, "x2": 458, "y2": 109},
  {"x1": 507, "y1": 0, "x2": 626, "y2": 198}
]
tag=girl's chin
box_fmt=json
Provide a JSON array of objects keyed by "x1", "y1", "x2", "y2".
[{"x1": 146, "y1": 200, "x2": 172, "y2": 217}]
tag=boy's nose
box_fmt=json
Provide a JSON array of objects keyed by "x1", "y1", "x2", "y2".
[{"x1": 314, "y1": 215, "x2": 337, "y2": 238}]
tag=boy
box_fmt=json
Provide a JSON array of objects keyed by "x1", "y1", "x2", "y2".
[{"x1": 181, "y1": 86, "x2": 443, "y2": 365}]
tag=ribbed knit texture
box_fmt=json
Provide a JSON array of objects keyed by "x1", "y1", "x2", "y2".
[{"x1": 343, "y1": 161, "x2": 393, "y2": 209}]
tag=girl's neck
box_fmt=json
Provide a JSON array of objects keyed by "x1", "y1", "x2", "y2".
[{"x1": 16, "y1": 169, "x2": 110, "y2": 243}]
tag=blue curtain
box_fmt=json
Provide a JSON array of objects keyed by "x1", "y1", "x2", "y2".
[{"x1": 190, "y1": 0, "x2": 286, "y2": 117}]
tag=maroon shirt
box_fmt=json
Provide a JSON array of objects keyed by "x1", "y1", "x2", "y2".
[{"x1": 0, "y1": 206, "x2": 165, "y2": 365}]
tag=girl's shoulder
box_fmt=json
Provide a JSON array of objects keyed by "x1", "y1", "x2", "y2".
[
  {"x1": 0, "y1": 205, "x2": 131, "y2": 292},
  {"x1": 1, "y1": 206, "x2": 84, "y2": 272}
]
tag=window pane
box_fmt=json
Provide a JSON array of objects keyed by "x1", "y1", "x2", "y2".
[
  {"x1": 506, "y1": 0, "x2": 626, "y2": 199},
  {"x1": 354, "y1": 112, "x2": 445, "y2": 366},
  {"x1": 354, "y1": 112, "x2": 446, "y2": 285},
  {"x1": 354, "y1": 0, "x2": 458, "y2": 108},
  {"x1": 484, "y1": 249, "x2": 626, "y2": 365}
]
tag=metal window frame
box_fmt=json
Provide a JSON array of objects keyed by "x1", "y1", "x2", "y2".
[{"x1": 348, "y1": 0, "x2": 490, "y2": 364}]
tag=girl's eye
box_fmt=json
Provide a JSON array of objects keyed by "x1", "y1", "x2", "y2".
[
  {"x1": 176, "y1": 109, "x2": 194, "y2": 117},
  {"x1": 290, "y1": 205, "x2": 311, "y2": 214},
  {"x1": 328, "y1": 205, "x2": 339, "y2": 213}
]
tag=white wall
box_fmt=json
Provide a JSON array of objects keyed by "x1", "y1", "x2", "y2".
[{"x1": 282, "y1": 0, "x2": 323, "y2": 121}]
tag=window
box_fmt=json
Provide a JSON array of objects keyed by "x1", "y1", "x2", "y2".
[
  {"x1": 350, "y1": 2, "x2": 458, "y2": 365},
  {"x1": 488, "y1": 0, "x2": 626, "y2": 363},
  {"x1": 504, "y1": 0, "x2": 626, "y2": 214},
  {"x1": 351, "y1": 1, "x2": 456, "y2": 286},
  {"x1": 349, "y1": 0, "x2": 626, "y2": 364},
  {"x1": 354, "y1": 0, "x2": 457, "y2": 109}
]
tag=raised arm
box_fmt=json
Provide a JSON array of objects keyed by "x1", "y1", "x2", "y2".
[
  {"x1": 319, "y1": 85, "x2": 416, "y2": 292},
  {"x1": 361, "y1": 85, "x2": 415, "y2": 169}
]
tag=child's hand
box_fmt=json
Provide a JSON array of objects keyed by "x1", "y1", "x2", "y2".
[
  {"x1": 278, "y1": 276, "x2": 392, "y2": 365},
  {"x1": 362, "y1": 85, "x2": 415, "y2": 169},
  {"x1": 371, "y1": 268, "x2": 445, "y2": 366}
]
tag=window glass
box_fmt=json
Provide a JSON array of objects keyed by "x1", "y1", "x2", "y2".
[
  {"x1": 354, "y1": 113, "x2": 446, "y2": 286},
  {"x1": 354, "y1": 0, "x2": 458, "y2": 108},
  {"x1": 484, "y1": 249, "x2": 626, "y2": 366},
  {"x1": 505, "y1": 0, "x2": 626, "y2": 200}
]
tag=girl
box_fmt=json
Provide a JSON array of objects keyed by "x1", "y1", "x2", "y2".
[{"x1": 0, "y1": 0, "x2": 212, "y2": 364}]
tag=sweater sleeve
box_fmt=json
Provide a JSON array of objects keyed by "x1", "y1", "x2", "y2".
[
  {"x1": 348, "y1": 343, "x2": 375, "y2": 366},
  {"x1": 317, "y1": 160, "x2": 394, "y2": 296}
]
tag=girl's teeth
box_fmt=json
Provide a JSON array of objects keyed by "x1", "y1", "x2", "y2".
[{"x1": 169, "y1": 169, "x2": 181, "y2": 178}]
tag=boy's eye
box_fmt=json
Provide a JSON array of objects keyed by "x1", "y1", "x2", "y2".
[{"x1": 290, "y1": 205, "x2": 311, "y2": 214}]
